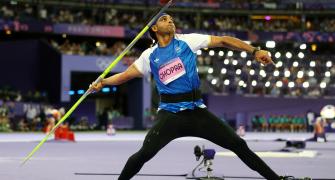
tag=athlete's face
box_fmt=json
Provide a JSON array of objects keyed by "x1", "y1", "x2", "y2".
[{"x1": 152, "y1": 15, "x2": 176, "y2": 35}]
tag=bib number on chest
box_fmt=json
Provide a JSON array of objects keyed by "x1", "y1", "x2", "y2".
[{"x1": 158, "y1": 57, "x2": 186, "y2": 85}]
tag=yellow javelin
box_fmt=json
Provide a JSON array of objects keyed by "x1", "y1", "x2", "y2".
[{"x1": 21, "y1": 0, "x2": 173, "y2": 166}]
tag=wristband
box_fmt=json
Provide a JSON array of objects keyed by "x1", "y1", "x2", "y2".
[{"x1": 252, "y1": 47, "x2": 261, "y2": 56}]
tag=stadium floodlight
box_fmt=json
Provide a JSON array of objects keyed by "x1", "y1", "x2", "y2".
[
  {"x1": 298, "y1": 52, "x2": 304, "y2": 59},
  {"x1": 265, "y1": 81, "x2": 270, "y2": 87},
  {"x1": 303, "y1": 82, "x2": 310, "y2": 88},
  {"x1": 266, "y1": 41, "x2": 276, "y2": 48},
  {"x1": 260, "y1": 69, "x2": 266, "y2": 77},
  {"x1": 297, "y1": 71, "x2": 304, "y2": 78},
  {"x1": 96, "y1": 41, "x2": 101, "y2": 47},
  {"x1": 236, "y1": 69, "x2": 242, "y2": 75},
  {"x1": 275, "y1": 52, "x2": 281, "y2": 58},
  {"x1": 239, "y1": 80, "x2": 245, "y2": 86},
  {"x1": 326, "y1": 61, "x2": 332, "y2": 68},
  {"x1": 286, "y1": 52, "x2": 292, "y2": 59},
  {"x1": 250, "y1": 69, "x2": 255, "y2": 75},
  {"x1": 288, "y1": 82, "x2": 295, "y2": 88},
  {"x1": 240, "y1": 51, "x2": 247, "y2": 58},
  {"x1": 228, "y1": 51, "x2": 233, "y2": 57},
  {"x1": 276, "y1": 81, "x2": 283, "y2": 87},
  {"x1": 208, "y1": 67, "x2": 214, "y2": 74},
  {"x1": 311, "y1": 44, "x2": 317, "y2": 51},
  {"x1": 221, "y1": 68, "x2": 227, "y2": 74},
  {"x1": 293, "y1": 61, "x2": 299, "y2": 67},
  {"x1": 209, "y1": 50, "x2": 215, "y2": 56},
  {"x1": 252, "y1": 80, "x2": 257, "y2": 87},
  {"x1": 276, "y1": 61, "x2": 283, "y2": 68},
  {"x1": 308, "y1": 70, "x2": 314, "y2": 77},
  {"x1": 224, "y1": 59, "x2": 229, "y2": 65},
  {"x1": 284, "y1": 70, "x2": 291, "y2": 77},
  {"x1": 300, "y1": 44, "x2": 307, "y2": 50},
  {"x1": 320, "y1": 82, "x2": 327, "y2": 89},
  {"x1": 224, "y1": 79, "x2": 230, "y2": 85}
]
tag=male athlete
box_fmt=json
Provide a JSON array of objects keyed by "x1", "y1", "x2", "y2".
[{"x1": 91, "y1": 13, "x2": 298, "y2": 180}]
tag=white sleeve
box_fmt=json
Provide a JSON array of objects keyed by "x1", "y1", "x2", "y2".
[
  {"x1": 133, "y1": 48, "x2": 151, "y2": 76},
  {"x1": 177, "y1": 33, "x2": 211, "y2": 53}
]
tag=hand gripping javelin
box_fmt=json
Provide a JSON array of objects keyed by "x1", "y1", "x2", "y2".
[{"x1": 21, "y1": 0, "x2": 173, "y2": 166}]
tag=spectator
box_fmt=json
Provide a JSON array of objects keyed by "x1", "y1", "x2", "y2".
[
  {"x1": 25, "y1": 106, "x2": 38, "y2": 131},
  {"x1": 0, "y1": 102, "x2": 10, "y2": 132}
]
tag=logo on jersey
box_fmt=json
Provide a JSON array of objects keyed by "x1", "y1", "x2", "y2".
[
  {"x1": 158, "y1": 57, "x2": 186, "y2": 85},
  {"x1": 154, "y1": 58, "x2": 160, "y2": 63},
  {"x1": 175, "y1": 46, "x2": 181, "y2": 53}
]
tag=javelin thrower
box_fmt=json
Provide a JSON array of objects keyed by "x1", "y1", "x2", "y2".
[{"x1": 90, "y1": 10, "x2": 303, "y2": 180}]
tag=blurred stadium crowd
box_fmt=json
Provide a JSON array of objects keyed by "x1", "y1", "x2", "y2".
[
  {"x1": 1, "y1": 1, "x2": 335, "y2": 32},
  {"x1": 0, "y1": 94, "x2": 123, "y2": 132}
]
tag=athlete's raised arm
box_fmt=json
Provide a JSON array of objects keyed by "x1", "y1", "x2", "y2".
[{"x1": 208, "y1": 35, "x2": 274, "y2": 65}]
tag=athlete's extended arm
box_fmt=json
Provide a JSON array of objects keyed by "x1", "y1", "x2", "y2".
[
  {"x1": 89, "y1": 64, "x2": 142, "y2": 92},
  {"x1": 208, "y1": 35, "x2": 273, "y2": 65}
]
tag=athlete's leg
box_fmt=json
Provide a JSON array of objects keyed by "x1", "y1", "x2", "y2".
[
  {"x1": 118, "y1": 110, "x2": 182, "y2": 180},
  {"x1": 192, "y1": 108, "x2": 280, "y2": 180}
]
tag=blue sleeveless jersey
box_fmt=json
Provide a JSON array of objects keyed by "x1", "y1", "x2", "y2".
[{"x1": 134, "y1": 33, "x2": 210, "y2": 113}]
